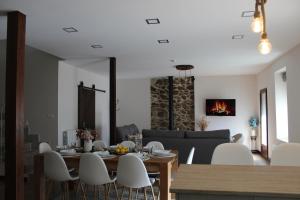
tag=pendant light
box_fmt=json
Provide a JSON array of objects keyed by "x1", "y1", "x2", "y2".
[
  {"x1": 251, "y1": 1, "x2": 263, "y2": 33},
  {"x1": 252, "y1": 0, "x2": 272, "y2": 55}
]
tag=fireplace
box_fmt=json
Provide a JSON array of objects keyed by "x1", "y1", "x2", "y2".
[{"x1": 206, "y1": 99, "x2": 236, "y2": 116}]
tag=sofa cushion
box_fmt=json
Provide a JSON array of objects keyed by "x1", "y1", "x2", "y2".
[
  {"x1": 142, "y1": 129, "x2": 185, "y2": 138},
  {"x1": 185, "y1": 129, "x2": 230, "y2": 139},
  {"x1": 127, "y1": 124, "x2": 139, "y2": 134},
  {"x1": 116, "y1": 124, "x2": 140, "y2": 143}
]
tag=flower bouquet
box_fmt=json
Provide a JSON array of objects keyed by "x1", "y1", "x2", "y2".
[
  {"x1": 76, "y1": 129, "x2": 98, "y2": 152},
  {"x1": 197, "y1": 116, "x2": 209, "y2": 131},
  {"x1": 248, "y1": 117, "x2": 259, "y2": 128}
]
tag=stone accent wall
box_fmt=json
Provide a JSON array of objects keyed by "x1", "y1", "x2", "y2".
[
  {"x1": 173, "y1": 77, "x2": 194, "y2": 130},
  {"x1": 151, "y1": 77, "x2": 195, "y2": 130},
  {"x1": 151, "y1": 78, "x2": 169, "y2": 129}
]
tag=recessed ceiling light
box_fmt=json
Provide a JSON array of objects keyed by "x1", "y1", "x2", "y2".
[
  {"x1": 62, "y1": 27, "x2": 78, "y2": 33},
  {"x1": 232, "y1": 34, "x2": 244, "y2": 40},
  {"x1": 146, "y1": 18, "x2": 160, "y2": 24},
  {"x1": 158, "y1": 39, "x2": 169, "y2": 44},
  {"x1": 241, "y1": 11, "x2": 255, "y2": 18},
  {"x1": 91, "y1": 44, "x2": 103, "y2": 49}
]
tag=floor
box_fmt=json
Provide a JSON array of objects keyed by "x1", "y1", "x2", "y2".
[{"x1": 253, "y1": 153, "x2": 269, "y2": 165}]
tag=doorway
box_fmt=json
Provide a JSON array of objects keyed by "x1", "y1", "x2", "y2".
[{"x1": 260, "y1": 88, "x2": 269, "y2": 159}]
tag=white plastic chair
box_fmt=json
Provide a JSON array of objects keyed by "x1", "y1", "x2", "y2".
[
  {"x1": 120, "y1": 140, "x2": 136, "y2": 149},
  {"x1": 79, "y1": 153, "x2": 118, "y2": 199},
  {"x1": 186, "y1": 147, "x2": 195, "y2": 164},
  {"x1": 145, "y1": 141, "x2": 164, "y2": 151},
  {"x1": 39, "y1": 142, "x2": 52, "y2": 153},
  {"x1": 117, "y1": 154, "x2": 156, "y2": 199},
  {"x1": 211, "y1": 143, "x2": 254, "y2": 165},
  {"x1": 44, "y1": 151, "x2": 79, "y2": 199},
  {"x1": 271, "y1": 143, "x2": 300, "y2": 166},
  {"x1": 93, "y1": 140, "x2": 107, "y2": 151}
]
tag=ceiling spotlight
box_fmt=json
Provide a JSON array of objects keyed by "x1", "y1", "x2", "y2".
[
  {"x1": 91, "y1": 44, "x2": 103, "y2": 49},
  {"x1": 241, "y1": 11, "x2": 255, "y2": 18},
  {"x1": 158, "y1": 39, "x2": 169, "y2": 44},
  {"x1": 232, "y1": 34, "x2": 244, "y2": 40},
  {"x1": 62, "y1": 27, "x2": 78, "y2": 33},
  {"x1": 146, "y1": 18, "x2": 160, "y2": 24}
]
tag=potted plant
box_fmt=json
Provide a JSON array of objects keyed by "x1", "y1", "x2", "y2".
[{"x1": 249, "y1": 117, "x2": 259, "y2": 136}]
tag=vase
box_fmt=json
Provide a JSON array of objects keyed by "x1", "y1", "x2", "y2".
[
  {"x1": 76, "y1": 138, "x2": 81, "y2": 147},
  {"x1": 84, "y1": 140, "x2": 93, "y2": 152}
]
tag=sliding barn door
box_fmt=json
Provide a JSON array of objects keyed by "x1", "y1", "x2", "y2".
[{"x1": 78, "y1": 87, "x2": 95, "y2": 129}]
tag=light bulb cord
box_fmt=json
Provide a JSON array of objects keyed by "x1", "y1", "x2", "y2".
[
  {"x1": 260, "y1": 0, "x2": 267, "y2": 34},
  {"x1": 254, "y1": 0, "x2": 259, "y2": 17}
]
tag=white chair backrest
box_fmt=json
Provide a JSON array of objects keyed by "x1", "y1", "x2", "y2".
[
  {"x1": 39, "y1": 142, "x2": 52, "y2": 153},
  {"x1": 211, "y1": 143, "x2": 254, "y2": 165},
  {"x1": 44, "y1": 151, "x2": 72, "y2": 181},
  {"x1": 93, "y1": 140, "x2": 107, "y2": 150},
  {"x1": 186, "y1": 147, "x2": 195, "y2": 164},
  {"x1": 117, "y1": 154, "x2": 151, "y2": 188},
  {"x1": 145, "y1": 141, "x2": 164, "y2": 150},
  {"x1": 120, "y1": 140, "x2": 136, "y2": 149},
  {"x1": 79, "y1": 153, "x2": 112, "y2": 185},
  {"x1": 271, "y1": 143, "x2": 300, "y2": 166}
]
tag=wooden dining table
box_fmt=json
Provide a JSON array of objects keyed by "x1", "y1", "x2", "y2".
[
  {"x1": 34, "y1": 150, "x2": 178, "y2": 200},
  {"x1": 170, "y1": 164, "x2": 300, "y2": 200}
]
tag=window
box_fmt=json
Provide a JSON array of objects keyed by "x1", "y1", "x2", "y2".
[{"x1": 275, "y1": 67, "x2": 289, "y2": 142}]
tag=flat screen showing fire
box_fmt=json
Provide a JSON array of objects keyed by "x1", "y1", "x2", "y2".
[{"x1": 206, "y1": 99, "x2": 236, "y2": 116}]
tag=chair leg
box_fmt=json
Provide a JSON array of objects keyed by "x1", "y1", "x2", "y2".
[
  {"x1": 120, "y1": 186, "x2": 125, "y2": 200},
  {"x1": 107, "y1": 183, "x2": 111, "y2": 199},
  {"x1": 104, "y1": 184, "x2": 107, "y2": 200},
  {"x1": 135, "y1": 188, "x2": 139, "y2": 200},
  {"x1": 143, "y1": 187, "x2": 147, "y2": 200},
  {"x1": 113, "y1": 182, "x2": 119, "y2": 200},
  {"x1": 80, "y1": 183, "x2": 87, "y2": 200},
  {"x1": 150, "y1": 186, "x2": 155, "y2": 200},
  {"x1": 129, "y1": 188, "x2": 132, "y2": 200}
]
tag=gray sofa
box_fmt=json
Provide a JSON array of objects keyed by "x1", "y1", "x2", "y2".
[
  {"x1": 142, "y1": 129, "x2": 230, "y2": 164},
  {"x1": 116, "y1": 124, "x2": 140, "y2": 143}
]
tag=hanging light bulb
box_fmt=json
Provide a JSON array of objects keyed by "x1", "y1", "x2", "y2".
[
  {"x1": 258, "y1": 33, "x2": 272, "y2": 55},
  {"x1": 251, "y1": 13, "x2": 263, "y2": 33}
]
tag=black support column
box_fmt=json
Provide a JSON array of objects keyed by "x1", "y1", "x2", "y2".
[
  {"x1": 168, "y1": 76, "x2": 174, "y2": 130},
  {"x1": 109, "y1": 57, "x2": 117, "y2": 145}
]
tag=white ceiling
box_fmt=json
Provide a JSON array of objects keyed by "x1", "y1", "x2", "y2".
[{"x1": 1, "y1": 0, "x2": 300, "y2": 78}]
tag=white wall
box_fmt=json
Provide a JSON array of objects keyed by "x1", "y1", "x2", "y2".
[
  {"x1": 58, "y1": 61, "x2": 110, "y2": 146},
  {"x1": 116, "y1": 75, "x2": 258, "y2": 147},
  {"x1": 116, "y1": 79, "x2": 151, "y2": 132},
  {"x1": 194, "y1": 75, "x2": 258, "y2": 147},
  {"x1": 24, "y1": 46, "x2": 60, "y2": 148},
  {"x1": 257, "y1": 43, "x2": 300, "y2": 155},
  {"x1": 1, "y1": 41, "x2": 62, "y2": 148}
]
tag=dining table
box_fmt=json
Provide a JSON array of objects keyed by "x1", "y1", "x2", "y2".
[
  {"x1": 34, "y1": 149, "x2": 178, "y2": 200},
  {"x1": 170, "y1": 164, "x2": 300, "y2": 200}
]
